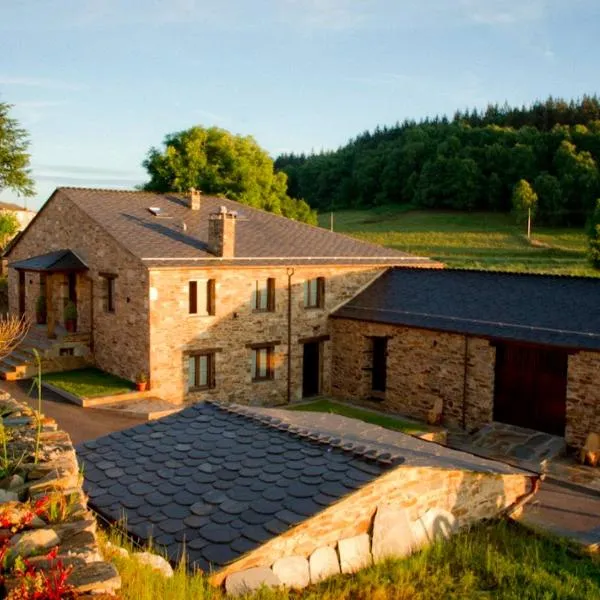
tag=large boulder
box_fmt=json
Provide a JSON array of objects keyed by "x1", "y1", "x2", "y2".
[
  {"x1": 371, "y1": 505, "x2": 415, "y2": 562},
  {"x1": 132, "y1": 551, "x2": 174, "y2": 577},
  {"x1": 225, "y1": 567, "x2": 280, "y2": 596},
  {"x1": 272, "y1": 555, "x2": 310, "y2": 589},
  {"x1": 309, "y1": 546, "x2": 340, "y2": 583},
  {"x1": 338, "y1": 533, "x2": 372, "y2": 574}
]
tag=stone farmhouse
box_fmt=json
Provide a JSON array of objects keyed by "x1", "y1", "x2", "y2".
[
  {"x1": 3, "y1": 187, "x2": 437, "y2": 403},
  {"x1": 330, "y1": 268, "x2": 600, "y2": 450}
]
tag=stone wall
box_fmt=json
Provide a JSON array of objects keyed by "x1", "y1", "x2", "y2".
[
  {"x1": 566, "y1": 351, "x2": 600, "y2": 448},
  {"x1": 214, "y1": 462, "x2": 535, "y2": 589},
  {"x1": 7, "y1": 191, "x2": 150, "y2": 383},
  {"x1": 0, "y1": 393, "x2": 120, "y2": 597},
  {"x1": 149, "y1": 266, "x2": 385, "y2": 403},
  {"x1": 330, "y1": 318, "x2": 495, "y2": 431}
]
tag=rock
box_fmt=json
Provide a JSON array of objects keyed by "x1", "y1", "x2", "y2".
[
  {"x1": 68, "y1": 561, "x2": 121, "y2": 593},
  {"x1": 53, "y1": 519, "x2": 97, "y2": 542},
  {"x1": 29, "y1": 515, "x2": 47, "y2": 528},
  {"x1": 337, "y1": 534, "x2": 372, "y2": 574},
  {"x1": 105, "y1": 540, "x2": 129, "y2": 559},
  {"x1": 0, "y1": 490, "x2": 18, "y2": 504},
  {"x1": 133, "y1": 551, "x2": 174, "y2": 577},
  {"x1": 309, "y1": 546, "x2": 340, "y2": 583},
  {"x1": 271, "y1": 555, "x2": 310, "y2": 589},
  {"x1": 10, "y1": 528, "x2": 60, "y2": 557},
  {"x1": 371, "y1": 505, "x2": 415, "y2": 562},
  {"x1": 411, "y1": 508, "x2": 458, "y2": 550},
  {"x1": 7, "y1": 474, "x2": 24, "y2": 490},
  {"x1": 225, "y1": 567, "x2": 280, "y2": 596}
]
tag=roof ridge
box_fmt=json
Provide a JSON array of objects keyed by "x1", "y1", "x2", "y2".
[{"x1": 208, "y1": 400, "x2": 402, "y2": 467}]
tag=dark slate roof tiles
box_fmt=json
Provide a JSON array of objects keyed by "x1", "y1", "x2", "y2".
[
  {"x1": 333, "y1": 267, "x2": 600, "y2": 351},
  {"x1": 77, "y1": 402, "x2": 395, "y2": 572}
]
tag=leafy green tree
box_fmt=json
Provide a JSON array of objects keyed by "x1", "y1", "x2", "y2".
[
  {"x1": 588, "y1": 199, "x2": 600, "y2": 269},
  {"x1": 512, "y1": 179, "x2": 538, "y2": 240},
  {"x1": 0, "y1": 103, "x2": 34, "y2": 197},
  {"x1": 143, "y1": 126, "x2": 316, "y2": 224},
  {"x1": 0, "y1": 212, "x2": 20, "y2": 249},
  {"x1": 533, "y1": 173, "x2": 563, "y2": 224}
]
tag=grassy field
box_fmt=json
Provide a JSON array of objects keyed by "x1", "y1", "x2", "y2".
[
  {"x1": 319, "y1": 206, "x2": 599, "y2": 277},
  {"x1": 44, "y1": 367, "x2": 134, "y2": 398},
  {"x1": 99, "y1": 520, "x2": 600, "y2": 599},
  {"x1": 287, "y1": 399, "x2": 423, "y2": 434}
]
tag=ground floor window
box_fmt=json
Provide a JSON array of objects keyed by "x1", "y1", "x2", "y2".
[
  {"x1": 252, "y1": 346, "x2": 274, "y2": 381},
  {"x1": 371, "y1": 336, "x2": 388, "y2": 392},
  {"x1": 187, "y1": 352, "x2": 215, "y2": 390}
]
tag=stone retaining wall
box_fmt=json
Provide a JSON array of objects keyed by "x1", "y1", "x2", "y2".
[
  {"x1": 0, "y1": 393, "x2": 120, "y2": 598},
  {"x1": 214, "y1": 463, "x2": 537, "y2": 591}
]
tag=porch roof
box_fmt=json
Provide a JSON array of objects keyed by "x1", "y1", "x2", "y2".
[{"x1": 9, "y1": 249, "x2": 88, "y2": 273}]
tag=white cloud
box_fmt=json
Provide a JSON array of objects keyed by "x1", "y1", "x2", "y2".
[{"x1": 460, "y1": 0, "x2": 546, "y2": 26}]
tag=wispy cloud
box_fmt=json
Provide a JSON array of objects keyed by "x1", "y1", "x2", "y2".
[
  {"x1": 460, "y1": 0, "x2": 546, "y2": 26},
  {"x1": 278, "y1": 0, "x2": 370, "y2": 31},
  {"x1": 0, "y1": 76, "x2": 86, "y2": 91},
  {"x1": 33, "y1": 164, "x2": 143, "y2": 178}
]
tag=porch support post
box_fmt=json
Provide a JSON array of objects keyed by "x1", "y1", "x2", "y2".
[{"x1": 46, "y1": 274, "x2": 56, "y2": 339}]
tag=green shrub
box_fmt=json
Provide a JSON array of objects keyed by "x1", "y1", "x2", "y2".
[{"x1": 588, "y1": 198, "x2": 600, "y2": 269}]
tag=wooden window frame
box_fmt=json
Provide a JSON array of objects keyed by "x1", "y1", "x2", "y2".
[
  {"x1": 189, "y1": 279, "x2": 216, "y2": 316},
  {"x1": 188, "y1": 351, "x2": 216, "y2": 391},
  {"x1": 304, "y1": 277, "x2": 325, "y2": 309},
  {"x1": 253, "y1": 278, "x2": 276, "y2": 312},
  {"x1": 99, "y1": 273, "x2": 117, "y2": 313},
  {"x1": 251, "y1": 345, "x2": 275, "y2": 381}
]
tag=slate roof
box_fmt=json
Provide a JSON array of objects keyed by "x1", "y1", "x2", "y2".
[
  {"x1": 77, "y1": 401, "x2": 527, "y2": 572},
  {"x1": 31, "y1": 187, "x2": 431, "y2": 267},
  {"x1": 10, "y1": 249, "x2": 89, "y2": 272},
  {"x1": 333, "y1": 268, "x2": 600, "y2": 351}
]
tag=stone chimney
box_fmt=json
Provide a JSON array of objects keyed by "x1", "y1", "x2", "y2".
[
  {"x1": 208, "y1": 206, "x2": 237, "y2": 258},
  {"x1": 187, "y1": 187, "x2": 201, "y2": 210}
]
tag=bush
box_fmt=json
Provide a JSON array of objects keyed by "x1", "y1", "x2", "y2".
[{"x1": 588, "y1": 198, "x2": 600, "y2": 269}]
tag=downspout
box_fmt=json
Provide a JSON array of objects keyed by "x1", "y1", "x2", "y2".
[
  {"x1": 462, "y1": 335, "x2": 469, "y2": 431},
  {"x1": 89, "y1": 277, "x2": 94, "y2": 354},
  {"x1": 286, "y1": 268, "x2": 295, "y2": 404}
]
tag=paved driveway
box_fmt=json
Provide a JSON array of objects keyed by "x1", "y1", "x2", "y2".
[{"x1": 0, "y1": 380, "x2": 145, "y2": 445}]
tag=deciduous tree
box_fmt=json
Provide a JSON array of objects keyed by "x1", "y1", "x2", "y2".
[{"x1": 512, "y1": 179, "x2": 538, "y2": 240}]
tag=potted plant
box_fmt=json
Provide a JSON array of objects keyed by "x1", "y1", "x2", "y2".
[
  {"x1": 64, "y1": 301, "x2": 77, "y2": 333},
  {"x1": 136, "y1": 372, "x2": 148, "y2": 392},
  {"x1": 36, "y1": 296, "x2": 47, "y2": 325}
]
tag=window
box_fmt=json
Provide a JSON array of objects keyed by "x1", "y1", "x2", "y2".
[
  {"x1": 304, "y1": 277, "x2": 325, "y2": 308},
  {"x1": 189, "y1": 279, "x2": 216, "y2": 316},
  {"x1": 371, "y1": 337, "x2": 388, "y2": 393},
  {"x1": 100, "y1": 273, "x2": 117, "y2": 313},
  {"x1": 188, "y1": 352, "x2": 215, "y2": 390},
  {"x1": 253, "y1": 278, "x2": 275, "y2": 311},
  {"x1": 252, "y1": 346, "x2": 274, "y2": 381}
]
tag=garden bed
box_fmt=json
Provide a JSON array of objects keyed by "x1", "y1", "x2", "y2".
[{"x1": 43, "y1": 367, "x2": 135, "y2": 399}]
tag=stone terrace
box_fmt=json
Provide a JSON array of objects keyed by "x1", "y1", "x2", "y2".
[{"x1": 77, "y1": 401, "x2": 538, "y2": 591}]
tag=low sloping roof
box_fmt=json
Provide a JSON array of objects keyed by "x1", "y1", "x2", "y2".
[
  {"x1": 77, "y1": 401, "x2": 525, "y2": 572},
  {"x1": 333, "y1": 268, "x2": 600, "y2": 351},
  {"x1": 49, "y1": 187, "x2": 432, "y2": 267},
  {"x1": 9, "y1": 249, "x2": 88, "y2": 272}
]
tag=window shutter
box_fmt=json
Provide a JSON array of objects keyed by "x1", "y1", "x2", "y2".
[
  {"x1": 317, "y1": 277, "x2": 325, "y2": 308},
  {"x1": 207, "y1": 279, "x2": 216, "y2": 315},
  {"x1": 189, "y1": 281, "x2": 198, "y2": 314},
  {"x1": 267, "y1": 278, "x2": 275, "y2": 311}
]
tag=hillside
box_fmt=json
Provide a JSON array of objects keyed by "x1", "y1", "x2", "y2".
[
  {"x1": 277, "y1": 96, "x2": 600, "y2": 227},
  {"x1": 318, "y1": 206, "x2": 599, "y2": 277}
]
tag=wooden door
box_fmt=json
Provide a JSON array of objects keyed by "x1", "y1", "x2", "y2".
[
  {"x1": 371, "y1": 337, "x2": 388, "y2": 392},
  {"x1": 302, "y1": 342, "x2": 321, "y2": 397},
  {"x1": 494, "y1": 343, "x2": 567, "y2": 436}
]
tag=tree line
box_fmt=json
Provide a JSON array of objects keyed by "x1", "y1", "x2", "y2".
[{"x1": 275, "y1": 96, "x2": 600, "y2": 226}]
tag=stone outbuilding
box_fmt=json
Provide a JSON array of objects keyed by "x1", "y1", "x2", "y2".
[{"x1": 330, "y1": 267, "x2": 600, "y2": 449}]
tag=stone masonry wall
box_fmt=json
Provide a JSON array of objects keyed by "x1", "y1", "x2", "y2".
[
  {"x1": 148, "y1": 266, "x2": 385, "y2": 403},
  {"x1": 213, "y1": 463, "x2": 535, "y2": 586},
  {"x1": 330, "y1": 318, "x2": 495, "y2": 431},
  {"x1": 7, "y1": 191, "x2": 150, "y2": 383},
  {"x1": 566, "y1": 351, "x2": 600, "y2": 448}
]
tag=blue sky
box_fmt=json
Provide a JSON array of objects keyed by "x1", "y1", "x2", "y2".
[{"x1": 1, "y1": 0, "x2": 598, "y2": 209}]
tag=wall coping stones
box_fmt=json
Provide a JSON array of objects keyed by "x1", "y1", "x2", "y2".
[
  {"x1": 337, "y1": 533, "x2": 372, "y2": 574},
  {"x1": 309, "y1": 546, "x2": 341, "y2": 583},
  {"x1": 225, "y1": 566, "x2": 281, "y2": 596},
  {"x1": 271, "y1": 555, "x2": 310, "y2": 589},
  {"x1": 371, "y1": 505, "x2": 415, "y2": 562}
]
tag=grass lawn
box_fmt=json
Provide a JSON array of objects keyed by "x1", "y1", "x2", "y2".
[
  {"x1": 287, "y1": 399, "x2": 424, "y2": 434},
  {"x1": 319, "y1": 206, "x2": 600, "y2": 277},
  {"x1": 100, "y1": 520, "x2": 600, "y2": 599},
  {"x1": 43, "y1": 367, "x2": 134, "y2": 398}
]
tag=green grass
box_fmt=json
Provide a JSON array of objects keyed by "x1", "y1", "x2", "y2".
[
  {"x1": 43, "y1": 367, "x2": 134, "y2": 398},
  {"x1": 319, "y1": 206, "x2": 600, "y2": 277},
  {"x1": 287, "y1": 399, "x2": 423, "y2": 434},
  {"x1": 99, "y1": 520, "x2": 600, "y2": 599}
]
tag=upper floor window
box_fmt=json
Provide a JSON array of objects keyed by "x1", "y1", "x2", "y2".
[
  {"x1": 253, "y1": 278, "x2": 275, "y2": 312},
  {"x1": 189, "y1": 279, "x2": 216, "y2": 316},
  {"x1": 188, "y1": 351, "x2": 216, "y2": 390},
  {"x1": 304, "y1": 277, "x2": 325, "y2": 309},
  {"x1": 100, "y1": 273, "x2": 117, "y2": 313}
]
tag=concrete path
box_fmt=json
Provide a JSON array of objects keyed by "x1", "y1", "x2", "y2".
[
  {"x1": 518, "y1": 479, "x2": 600, "y2": 551},
  {"x1": 0, "y1": 380, "x2": 145, "y2": 445}
]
